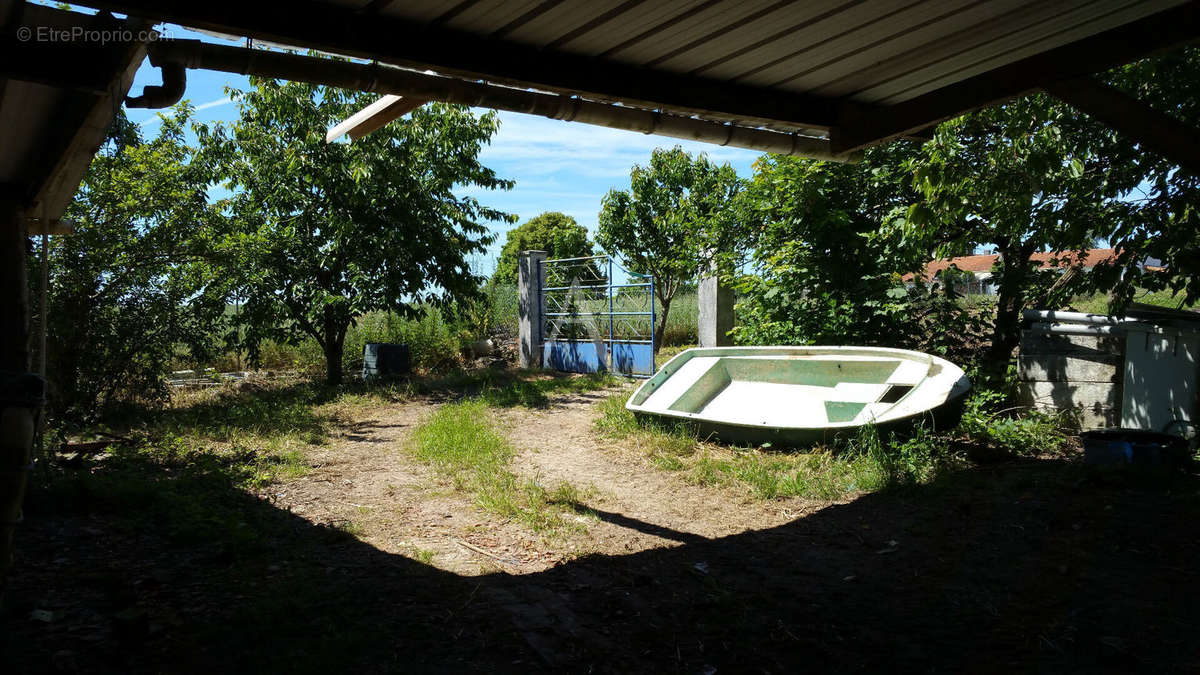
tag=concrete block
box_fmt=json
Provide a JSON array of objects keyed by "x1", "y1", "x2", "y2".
[
  {"x1": 1019, "y1": 381, "x2": 1120, "y2": 428},
  {"x1": 1019, "y1": 332, "x2": 1123, "y2": 357},
  {"x1": 1018, "y1": 354, "x2": 1119, "y2": 383}
]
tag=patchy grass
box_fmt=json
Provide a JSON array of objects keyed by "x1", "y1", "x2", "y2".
[
  {"x1": 150, "y1": 380, "x2": 341, "y2": 444},
  {"x1": 595, "y1": 394, "x2": 698, "y2": 465},
  {"x1": 1068, "y1": 287, "x2": 1199, "y2": 315},
  {"x1": 596, "y1": 392, "x2": 956, "y2": 500},
  {"x1": 410, "y1": 547, "x2": 437, "y2": 565},
  {"x1": 337, "y1": 367, "x2": 618, "y2": 408},
  {"x1": 408, "y1": 399, "x2": 588, "y2": 533},
  {"x1": 479, "y1": 370, "x2": 617, "y2": 407},
  {"x1": 684, "y1": 448, "x2": 886, "y2": 500},
  {"x1": 39, "y1": 378, "x2": 412, "y2": 550},
  {"x1": 655, "y1": 343, "x2": 696, "y2": 369},
  {"x1": 38, "y1": 435, "x2": 320, "y2": 551},
  {"x1": 43, "y1": 369, "x2": 617, "y2": 551}
]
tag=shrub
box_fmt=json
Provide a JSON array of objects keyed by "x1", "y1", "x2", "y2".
[{"x1": 958, "y1": 388, "x2": 1068, "y2": 456}]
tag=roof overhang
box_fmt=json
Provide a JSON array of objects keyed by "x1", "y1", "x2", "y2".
[
  {"x1": 75, "y1": 0, "x2": 1200, "y2": 161},
  {"x1": 0, "y1": 2, "x2": 149, "y2": 219}
]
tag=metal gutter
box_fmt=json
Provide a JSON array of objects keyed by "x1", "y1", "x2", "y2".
[{"x1": 140, "y1": 39, "x2": 844, "y2": 160}]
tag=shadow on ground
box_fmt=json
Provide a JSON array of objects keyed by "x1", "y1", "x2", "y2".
[{"x1": 5, "y1": 446, "x2": 1199, "y2": 673}]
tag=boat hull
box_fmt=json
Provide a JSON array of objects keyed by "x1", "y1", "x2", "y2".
[{"x1": 626, "y1": 346, "x2": 971, "y2": 446}]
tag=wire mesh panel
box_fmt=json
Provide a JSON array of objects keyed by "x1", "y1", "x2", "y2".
[{"x1": 540, "y1": 255, "x2": 655, "y2": 377}]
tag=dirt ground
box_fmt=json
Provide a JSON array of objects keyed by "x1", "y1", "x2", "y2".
[
  {"x1": 263, "y1": 383, "x2": 809, "y2": 576},
  {"x1": 5, "y1": 382, "x2": 1200, "y2": 673}
]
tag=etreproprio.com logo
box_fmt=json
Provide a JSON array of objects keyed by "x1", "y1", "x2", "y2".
[{"x1": 16, "y1": 25, "x2": 166, "y2": 44}]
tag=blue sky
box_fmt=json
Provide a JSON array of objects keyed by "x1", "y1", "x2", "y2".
[{"x1": 125, "y1": 25, "x2": 765, "y2": 276}]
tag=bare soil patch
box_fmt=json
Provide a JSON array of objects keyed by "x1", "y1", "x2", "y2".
[
  {"x1": 270, "y1": 398, "x2": 570, "y2": 576},
  {"x1": 497, "y1": 386, "x2": 824, "y2": 553}
]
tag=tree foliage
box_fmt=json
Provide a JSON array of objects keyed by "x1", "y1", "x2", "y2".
[
  {"x1": 199, "y1": 76, "x2": 513, "y2": 384},
  {"x1": 45, "y1": 107, "x2": 223, "y2": 424},
  {"x1": 597, "y1": 147, "x2": 744, "y2": 350},
  {"x1": 729, "y1": 145, "x2": 982, "y2": 361},
  {"x1": 493, "y1": 211, "x2": 593, "y2": 283},
  {"x1": 1089, "y1": 46, "x2": 1200, "y2": 308},
  {"x1": 904, "y1": 93, "x2": 1133, "y2": 368}
]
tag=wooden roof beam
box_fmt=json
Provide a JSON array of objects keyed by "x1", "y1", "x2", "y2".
[
  {"x1": 11, "y1": 7, "x2": 149, "y2": 218},
  {"x1": 324, "y1": 94, "x2": 427, "y2": 143},
  {"x1": 830, "y1": 1, "x2": 1200, "y2": 155},
  {"x1": 1044, "y1": 76, "x2": 1200, "y2": 174}
]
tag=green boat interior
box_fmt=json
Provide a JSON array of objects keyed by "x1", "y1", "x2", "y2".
[{"x1": 631, "y1": 351, "x2": 935, "y2": 428}]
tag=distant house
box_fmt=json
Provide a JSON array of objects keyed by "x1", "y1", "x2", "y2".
[{"x1": 904, "y1": 249, "x2": 1121, "y2": 296}]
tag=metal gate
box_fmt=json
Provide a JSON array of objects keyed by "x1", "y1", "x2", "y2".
[{"x1": 540, "y1": 254, "x2": 656, "y2": 377}]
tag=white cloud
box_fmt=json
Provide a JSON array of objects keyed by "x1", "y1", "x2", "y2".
[
  {"x1": 479, "y1": 111, "x2": 762, "y2": 179},
  {"x1": 461, "y1": 109, "x2": 767, "y2": 269},
  {"x1": 196, "y1": 96, "x2": 235, "y2": 111},
  {"x1": 136, "y1": 95, "x2": 237, "y2": 127}
]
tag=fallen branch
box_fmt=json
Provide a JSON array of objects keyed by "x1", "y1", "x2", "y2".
[{"x1": 456, "y1": 539, "x2": 520, "y2": 567}]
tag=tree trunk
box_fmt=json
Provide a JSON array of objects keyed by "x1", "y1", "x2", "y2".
[
  {"x1": 321, "y1": 307, "x2": 347, "y2": 386},
  {"x1": 654, "y1": 296, "x2": 672, "y2": 353},
  {"x1": 323, "y1": 334, "x2": 345, "y2": 385},
  {"x1": 986, "y1": 243, "x2": 1033, "y2": 376}
]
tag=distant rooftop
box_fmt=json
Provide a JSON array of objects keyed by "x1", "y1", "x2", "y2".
[{"x1": 907, "y1": 248, "x2": 1119, "y2": 281}]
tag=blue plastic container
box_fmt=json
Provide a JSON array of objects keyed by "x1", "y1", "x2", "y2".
[{"x1": 1080, "y1": 428, "x2": 1191, "y2": 468}]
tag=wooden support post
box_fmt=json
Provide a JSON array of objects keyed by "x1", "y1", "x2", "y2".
[
  {"x1": 518, "y1": 250, "x2": 546, "y2": 369},
  {"x1": 1044, "y1": 76, "x2": 1200, "y2": 175},
  {"x1": 0, "y1": 195, "x2": 28, "y2": 373},
  {"x1": 830, "y1": 2, "x2": 1200, "y2": 155},
  {"x1": 0, "y1": 195, "x2": 41, "y2": 605}
]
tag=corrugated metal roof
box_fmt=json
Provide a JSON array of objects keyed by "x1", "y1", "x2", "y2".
[
  {"x1": 70, "y1": 0, "x2": 1200, "y2": 155},
  {"x1": 359, "y1": 0, "x2": 1189, "y2": 104}
]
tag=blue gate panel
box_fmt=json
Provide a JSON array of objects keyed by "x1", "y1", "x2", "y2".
[
  {"x1": 543, "y1": 341, "x2": 604, "y2": 374},
  {"x1": 542, "y1": 341, "x2": 655, "y2": 376},
  {"x1": 539, "y1": 253, "x2": 656, "y2": 377},
  {"x1": 611, "y1": 342, "x2": 655, "y2": 376}
]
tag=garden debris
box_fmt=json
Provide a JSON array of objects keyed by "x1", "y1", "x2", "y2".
[{"x1": 456, "y1": 539, "x2": 520, "y2": 568}]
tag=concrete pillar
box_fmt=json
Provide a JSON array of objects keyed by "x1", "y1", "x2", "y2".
[
  {"x1": 698, "y1": 263, "x2": 734, "y2": 348},
  {"x1": 518, "y1": 250, "x2": 546, "y2": 368}
]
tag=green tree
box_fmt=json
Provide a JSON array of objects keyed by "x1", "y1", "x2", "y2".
[
  {"x1": 597, "y1": 147, "x2": 744, "y2": 351},
  {"x1": 44, "y1": 106, "x2": 223, "y2": 424},
  {"x1": 905, "y1": 94, "x2": 1131, "y2": 369},
  {"x1": 729, "y1": 144, "x2": 975, "y2": 354},
  {"x1": 200, "y1": 76, "x2": 513, "y2": 384},
  {"x1": 494, "y1": 211, "x2": 594, "y2": 283}
]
